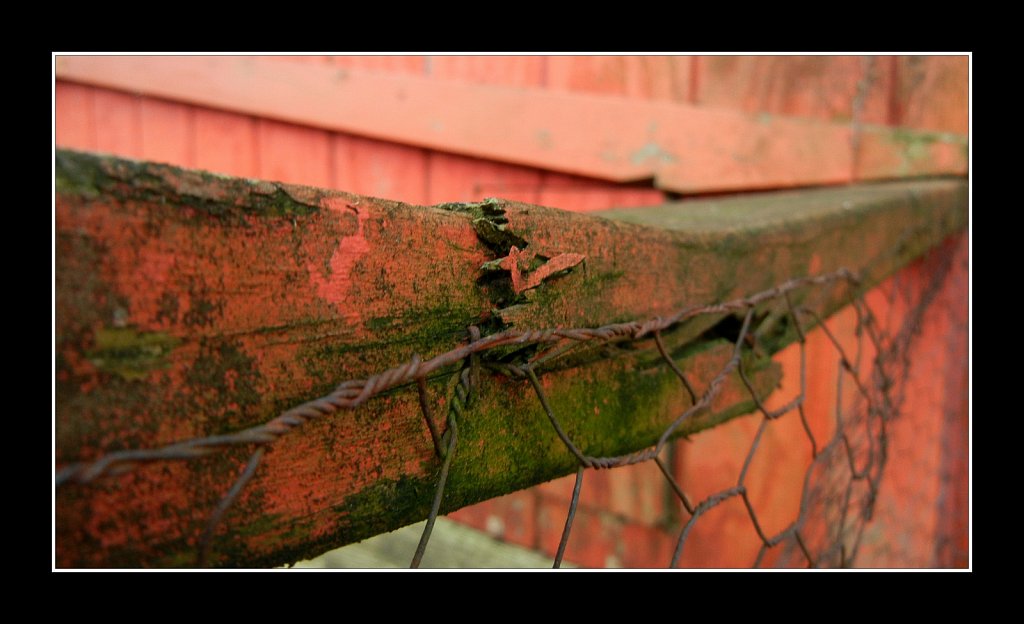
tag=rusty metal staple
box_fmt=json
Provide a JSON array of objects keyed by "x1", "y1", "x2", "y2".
[{"x1": 54, "y1": 264, "x2": 942, "y2": 568}]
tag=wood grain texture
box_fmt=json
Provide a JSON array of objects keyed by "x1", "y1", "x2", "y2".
[
  {"x1": 257, "y1": 119, "x2": 333, "y2": 188},
  {"x1": 427, "y1": 55, "x2": 546, "y2": 87},
  {"x1": 892, "y1": 56, "x2": 969, "y2": 134},
  {"x1": 55, "y1": 152, "x2": 967, "y2": 567},
  {"x1": 424, "y1": 57, "x2": 546, "y2": 207},
  {"x1": 546, "y1": 56, "x2": 692, "y2": 102},
  {"x1": 327, "y1": 55, "x2": 428, "y2": 75},
  {"x1": 427, "y1": 151, "x2": 543, "y2": 205},
  {"x1": 93, "y1": 89, "x2": 142, "y2": 158},
  {"x1": 541, "y1": 57, "x2": 670, "y2": 209},
  {"x1": 55, "y1": 56, "x2": 967, "y2": 192},
  {"x1": 193, "y1": 107, "x2": 259, "y2": 178},
  {"x1": 694, "y1": 55, "x2": 893, "y2": 124},
  {"x1": 55, "y1": 81, "x2": 97, "y2": 150},
  {"x1": 853, "y1": 235, "x2": 969, "y2": 568},
  {"x1": 140, "y1": 97, "x2": 194, "y2": 167},
  {"x1": 333, "y1": 133, "x2": 429, "y2": 205}
]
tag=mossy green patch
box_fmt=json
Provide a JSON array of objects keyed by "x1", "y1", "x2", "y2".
[
  {"x1": 265, "y1": 474, "x2": 439, "y2": 565},
  {"x1": 56, "y1": 150, "x2": 116, "y2": 199},
  {"x1": 87, "y1": 327, "x2": 181, "y2": 381},
  {"x1": 886, "y1": 128, "x2": 968, "y2": 176},
  {"x1": 181, "y1": 339, "x2": 266, "y2": 432},
  {"x1": 56, "y1": 149, "x2": 321, "y2": 223},
  {"x1": 299, "y1": 302, "x2": 484, "y2": 394}
]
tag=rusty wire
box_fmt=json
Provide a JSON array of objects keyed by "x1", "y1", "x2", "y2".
[{"x1": 55, "y1": 265, "x2": 937, "y2": 568}]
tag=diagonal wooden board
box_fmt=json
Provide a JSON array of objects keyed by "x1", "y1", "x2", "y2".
[
  {"x1": 54, "y1": 150, "x2": 967, "y2": 567},
  {"x1": 54, "y1": 56, "x2": 967, "y2": 193}
]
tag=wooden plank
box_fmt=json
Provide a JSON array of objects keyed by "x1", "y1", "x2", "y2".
[
  {"x1": 92, "y1": 89, "x2": 142, "y2": 158},
  {"x1": 428, "y1": 55, "x2": 546, "y2": 87},
  {"x1": 536, "y1": 172, "x2": 616, "y2": 213},
  {"x1": 55, "y1": 81, "x2": 97, "y2": 150},
  {"x1": 694, "y1": 55, "x2": 892, "y2": 124},
  {"x1": 256, "y1": 119, "x2": 333, "y2": 188},
  {"x1": 425, "y1": 57, "x2": 545, "y2": 207},
  {"x1": 447, "y1": 489, "x2": 538, "y2": 548},
  {"x1": 139, "y1": 97, "x2": 194, "y2": 167},
  {"x1": 54, "y1": 151, "x2": 967, "y2": 567},
  {"x1": 546, "y1": 55, "x2": 693, "y2": 102},
  {"x1": 55, "y1": 56, "x2": 967, "y2": 193},
  {"x1": 892, "y1": 56, "x2": 969, "y2": 135},
  {"x1": 854, "y1": 125, "x2": 969, "y2": 181},
  {"x1": 427, "y1": 152, "x2": 542, "y2": 205},
  {"x1": 327, "y1": 55, "x2": 427, "y2": 75},
  {"x1": 192, "y1": 108, "x2": 258, "y2": 178},
  {"x1": 297, "y1": 56, "x2": 663, "y2": 562},
  {"x1": 332, "y1": 133, "x2": 429, "y2": 205},
  {"x1": 935, "y1": 237, "x2": 969, "y2": 567},
  {"x1": 541, "y1": 56, "x2": 671, "y2": 210}
]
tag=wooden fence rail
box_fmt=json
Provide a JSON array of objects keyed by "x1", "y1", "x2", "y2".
[{"x1": 55, "y1": 150, "x2": 967, "y2": 567}]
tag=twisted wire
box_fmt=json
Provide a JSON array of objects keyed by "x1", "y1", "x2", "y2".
[{"x1": 57, "y1": 266, "x2": 930, "y2": 569}]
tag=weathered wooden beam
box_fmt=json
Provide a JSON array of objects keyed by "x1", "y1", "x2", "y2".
[
  {"x1": 54, "y1": 150, "x2": 967, "y2": 567},
  {"x1": 54, "y1": 56, "x2": 967, "y2": 193}
]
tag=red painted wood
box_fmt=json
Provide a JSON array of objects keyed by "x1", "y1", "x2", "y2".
[
  {"x1": 427, "y1": 152, "x2": 542, "y2": 205},
  {"x1": 256, "y1": 119, "x2": 333, "y2": 188},
  {"x1": 693, "y1": 55, "x2": 892, "y2": 125},
  {"x1": 854, "y1": 234, "x2": 969, "y2": 567},
  {"x1": 267, "y1": 55, "x2": 332, "y2": 65},
  {"x1": 537, "y1": 494, "x2": 625, "y2": 568},
  {"x1": 271, "y1": 55, "x2": 428, "y2": 74},
  {"x1": 936, "y1": 237, "x2": 969, "y2": 567},
  {"x1": 541, "y1": 57, "x2": 670, "y2": 210},
  {"x1": 93, "y1": 89, "x2": 142, "y2": 158},
  {"x1": 535, "y1": 172, "x2": 664, "y2": 213},
  {"x1": 446, "y1": 490, "x2": 538, "y2": 548},
  {"x1": 892, "y1": 56, "x2": 969, "y2": 134},
  {"x1": 428, "y1": 55, "x2": 547, "y2": 87},
  {"x1": 666, "y1": 237, "x2": 970, "y2": 568},
  {"x1": 609, "y1": 187, "x2": 665, "y2": 208},
  {"x1": 332, "y1": 133, "x2": 429, "y2": 204},
  {"x1": 536, "y1": 173, "x2": 617, "y2": 213},
  {"x1": 546, "y1": 56, "x2": 693, "y2": 103},
  {"x1": 424, "y1": 57, "x2": 545, "y2": 208},
  {"x1": 533, "y1": 463, "x2": 667, "y2": 528},
  {"x1": 620, "y1": 522, "x2": 677, "y2": 568},
  {"x1": 327, "y1": 55, "x2": 427, "y2": 74},
  {"x1": 57, "y1": 56, "x2": 965, "y2": 193},
  {"x1": 52, "y1": 57, "x2": 969, "y2": 567},
  {"x1": 55, "y1": 81, "x2": 97, "y2": 150},
  {"x1": 422, "y1": 56, "x2": 675, "y2": 549},
  {"x1": 672, "y1": 409, "x2": 766, "y2": 567},
  {"x1": 140, "y1": 97, "x2": 194, "y2": 167},
  {"x1": 854, "y1": 127, "x2": 968, "y2": 181},
  {"x1": 193, "y1": 107, "x2": 258, "y2": 178}
]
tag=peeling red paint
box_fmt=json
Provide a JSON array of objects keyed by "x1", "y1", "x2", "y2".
[
  {"x1": 808, "y1": 252, "x2": 822, "y2": 276},
  {"x1": 499, "y1": 246, "x2": 587, "y2": 295},
  {"x1": 307, "y1": 196, "x2": 371, "y2": 323},
  {"x1": 56, "y1": 153, "x2": 966, "y2": 567}
]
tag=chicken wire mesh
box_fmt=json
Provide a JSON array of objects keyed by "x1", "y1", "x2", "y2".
[{"x1": 56, "y1": 245, "x2": 958, "y2": 568}]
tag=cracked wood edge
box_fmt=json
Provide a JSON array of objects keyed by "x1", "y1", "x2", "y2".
[{"x1": 55, "y1": 150, "x2": 967, "y2": 567}]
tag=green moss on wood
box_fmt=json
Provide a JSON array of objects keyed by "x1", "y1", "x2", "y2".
[
  {"x1": 87, "y1": 327, "x2": 180, "y2": 381},
  {"x1": 56, "y1": 152, "x2": 968, "y2": 567},
  {"x1": 57, "y1": 149, "x2": 321, "y2": 221}
]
